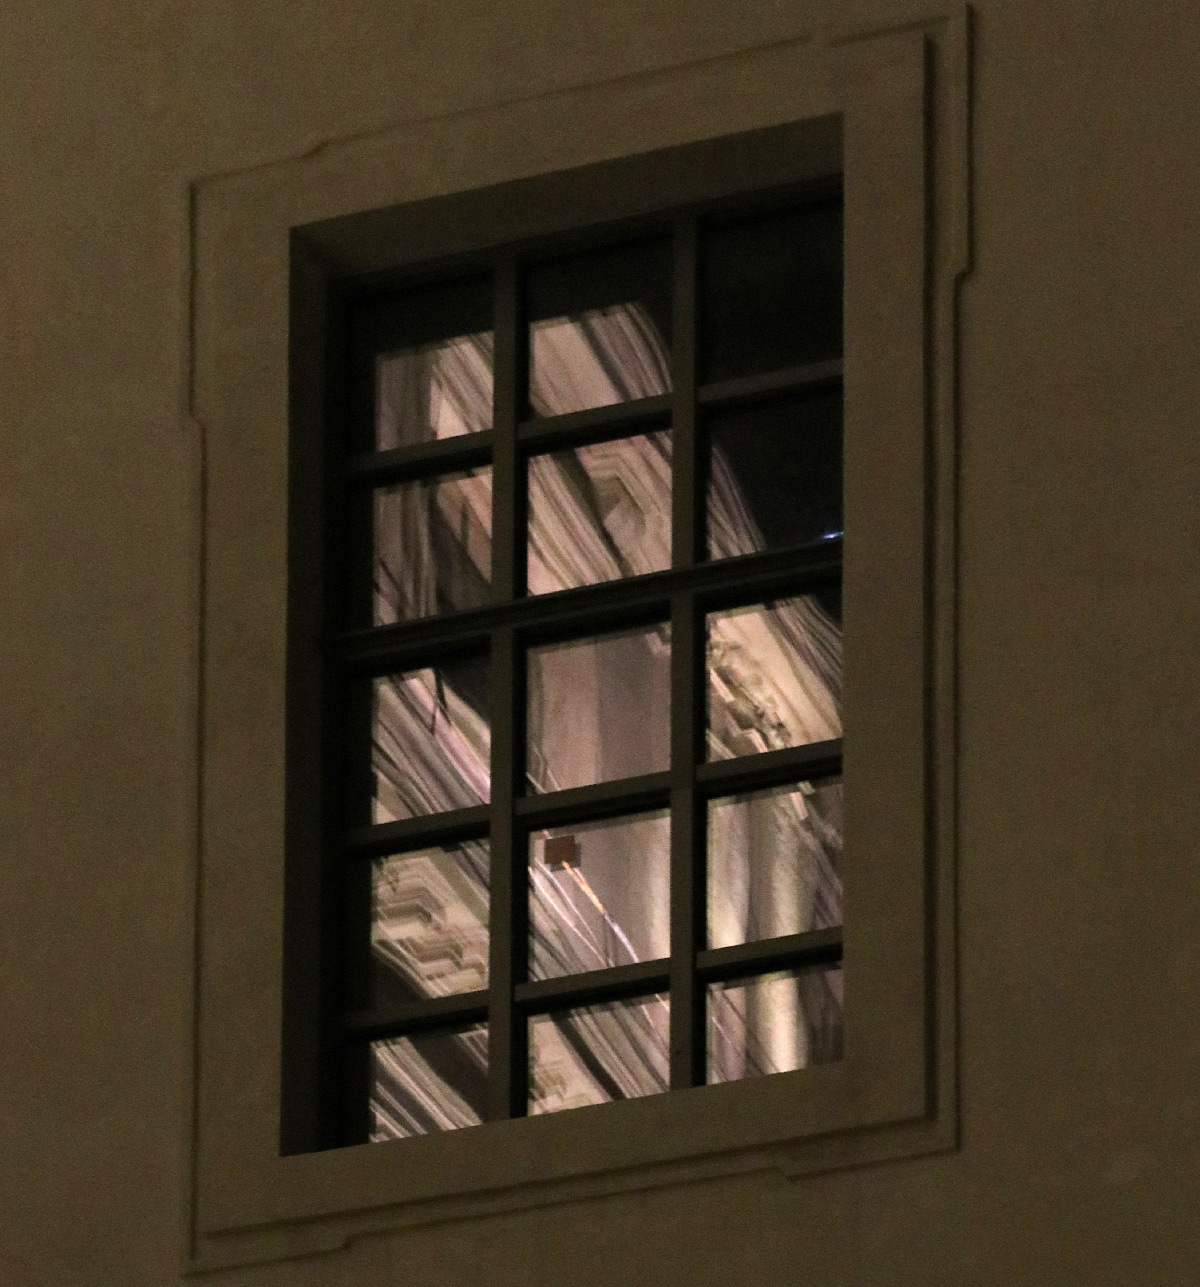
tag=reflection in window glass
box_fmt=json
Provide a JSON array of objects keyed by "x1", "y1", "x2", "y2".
[
  {"x1": 527, "y1": 239, "x2": 672, "y2": 418},
  {"x1": 529, "y1": 304, "x2": 671, "y2": 417},
  {"x1": 707, "y1": 780, "x2": 843, "y2": 949},
  {"x1": 371, "y1": 843, "x2": 489, "y2": 1006},
  {"x1": 527, "y1": 624, "x2": 671, "y2": 793},
  {"x1": 529, "y1": 994, "x2": 669, "y2": 1115},
  {"x1": 707, "y1": 390, "x2": 843, "y2": 560},
  {"x1": 528, "y1": 431, "x2": 672, "y2": 595},
  {"x1": 371, "y1": 660, "x2": 490, "y2": 823},
  {"x1": 529, "y1": 811, "x2": 670, "y2": 981},
  {"x1": 373, "y1": 467, "x2": 492, "y2": 625},
  {"x1": 707, "y1": 967, "x2": 843, "y2": 1084},
  {"x1": 370, "y1": 1025, "x2": 488, "y2": 1140},
  {"x1": 706, "y1": 594, "x2": 841, "y2": 762},
  {"x1": 375, "y1": 331, "x2": 493, "y2": 451}
]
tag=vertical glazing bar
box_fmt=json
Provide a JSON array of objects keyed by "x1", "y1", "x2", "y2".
[
  {"x1": 487, "y1": 259, "x2": 525, "y2": 1119},
  {"x1": 492, "y1": 255, "x2": 525, "y2": 602},
  {"x1": 487, "y1": 626, "x2": 525, "y2": 1119},
  {"x1": 672, "y1": 216, "x2": 700, "y2": 569},
  {"x1": 669, "y1": 591, "x2": 703, "y2": 1088},
  {"x1": 669, "y1": 219, "x2": 703, "y2": 1088}
]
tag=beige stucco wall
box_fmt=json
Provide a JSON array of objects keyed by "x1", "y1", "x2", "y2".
[{"x1": 1, "y1": 1, "x2": 1198, "y2": 1283}]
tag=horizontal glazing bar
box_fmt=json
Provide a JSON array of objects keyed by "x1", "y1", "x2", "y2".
[
  {"x1": 517, "y1": 393, "x2": 672, "y2": 453},
  {"x1": 514, "y1": 771, "x2": 671, "y2": 827},
  {"x1": 337, "y1": 540, "x2": 843, "y2": 672},
  {"x1": 344, "y1": 432, "x2": 495, "y2": 485},
  {"x1": 342, "y1": 804, "x2": 491, "y2": 857},
  {"x1": 697, "y1": 361, "x2": 842, "y2": 413},
  {"x1": 515, "y1": 960, "x2": 672, "y2": 1013},
  {"x1": 695, "y1": 927, "x2": 843, "y2": 983},
  {"x1": 696, "y1": 739, "x2": 843, "y2": 796},
  {"x1": 342, "y1": 990, "x2": 490, "y2": 1042}
]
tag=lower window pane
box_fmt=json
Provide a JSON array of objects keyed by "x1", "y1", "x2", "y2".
[
  {"x1": 707, "y1": 967, "x2": 842, "y2": 1084},
  {"x1": 706, "y1": 593, "x2": 842, "y2": 761},
  {"x1": 371, "y1": 843, "x2": 489, "y2": 1004},
  {"x1": 369, "y1": 1025, "x2": 488, "y2": 1141},
  {"x1": 370, "y1": 659, "x2": 490, "y2": 823},
  {"x1": 529, "y1": 810, "x2": 670, "y2": 981},
  {"x1": 526, "y1": 623, "x2": 671, "y2": 793},
  {"x1": 529, "y1": 994, "x2": 669, "y2": 1115},
  {"x1": 707, "y1": 780, "x2": 844, "y2": 949}
]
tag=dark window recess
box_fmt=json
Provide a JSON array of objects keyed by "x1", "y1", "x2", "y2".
[{"x1": 296, "y1": 178, "x2": 845, "y2": 1149}]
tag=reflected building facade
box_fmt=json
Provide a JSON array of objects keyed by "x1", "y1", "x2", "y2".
[{"x1": 368, "y1": 303, "x2": 843, "y2": 1137}]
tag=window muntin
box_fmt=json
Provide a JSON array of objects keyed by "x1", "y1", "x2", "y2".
[{"x1": 318, "y1": 182, "x2": 845, "y2": 1147}]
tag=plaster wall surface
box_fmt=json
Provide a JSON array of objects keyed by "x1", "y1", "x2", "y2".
[{"x1": 1, "y1": 1, "x2": 1198, "y2": 1284}]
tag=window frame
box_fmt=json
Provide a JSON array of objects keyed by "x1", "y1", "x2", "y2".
[
  {"x1": 299, "y1": 182, "x2": 850, "y2": 1149},
  {"x1": 186, "y1": 19, "x2": 966, "y2": 1272}
]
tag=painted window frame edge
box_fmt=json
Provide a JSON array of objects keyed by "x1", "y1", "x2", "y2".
[{"x1": 186, "y1": 12, "x2": 968, "y2": 1274}]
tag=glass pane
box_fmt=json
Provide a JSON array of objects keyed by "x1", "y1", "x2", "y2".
[
  {"x1": 529, "y1": 994, "x2": 669, "y2": 1115},
  {"x1": 706, "y1": 593, "x2": 842, "y2": 761},
  {"x1": 373, "y1": 467, "x2": 492, "y2": 625},
  {"x1": 707, "y1": 967, "x2": 843, "y2": 1083},
  {"x1": 529, "y1": 811, "x2": 670, "y2": 981},
  {"x1": 700, "y1": 200, "x2": 842, "y2": 383},
  {"x1": 527, "y1": 240, "x2": 672, "y2": 417},
  {"x1": 376, "y1": 331, "x2": 493, "y2": 450},
  {"x1": 371, "y1": 842, "x2": 489, "y2": 1004},
  {"x1": 528, "y1": 431, "x2": 672, "y2": 595},
  {"x1": 369, "y1": 1025, "x2": 488, "y2": 1140},
  {"x1": 707, "y1": 780, "x2": 843, "y2": 949},
  {"x1": 371, "y1": 659, "x2": 490, "y2": 823},
  {"x1": 707, "y1": 390, "x2": 842, "y2": 559},
  {"x1": 527, "y1": 624, "x2": 671, "y2": 793}
]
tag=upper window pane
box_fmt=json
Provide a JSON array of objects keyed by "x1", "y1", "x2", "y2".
[
  {"x1": 527, "y1": 430, "x2": 672, "y2": 595},
  {"x1": 376, "y1": 332, "x2": 493, "y2": 451},
  {"x1": 527, "y1": 624, "x2": 671, "y2": 793},
  {"x1": 700, "y1": 199, "x2": 842, "y2": 384},
  {"x1": 354, "y1": 275, "x2": 493, "y2": 453},
  {"x1": 527, "y1": 240, "x2": 672, "y2": 417},
  {"x1": 707, "y1": 389, "x2": 842, "y2": 559},
  {"x1": 372, "y1": 467, "x2": 492, "y2": 625}
]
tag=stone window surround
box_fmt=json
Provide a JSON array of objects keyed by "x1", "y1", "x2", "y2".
[{"x1": 186, "y1": 9, "x2": 969, "y2": 1272}]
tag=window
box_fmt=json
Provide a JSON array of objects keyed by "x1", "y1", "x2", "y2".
[
  {"x1": 298, "y1": 185, "x2": 849, "y2": 1148},
  {"x1": 188, "y1": 21, "x2": 964, "y2": 1269}
]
